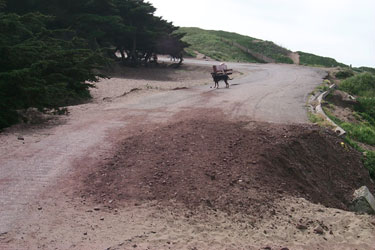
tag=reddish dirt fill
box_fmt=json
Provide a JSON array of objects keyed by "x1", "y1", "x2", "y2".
[{"x1": 79, "y1": 111, "x2": 374, "y2": 215}]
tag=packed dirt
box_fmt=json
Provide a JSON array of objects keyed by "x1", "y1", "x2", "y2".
[
  {"x1": 1, "y1": 61, "x2": 375, "y2": 249},
  {"x1": 79, "y1": 109, "x2": 373, "y2": 214}
]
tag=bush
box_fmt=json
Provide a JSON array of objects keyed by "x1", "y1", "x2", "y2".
[
  {"x1": 339, "y1": 73, "x2": 375, "y2": 121},
  {"x1": 354, "y1": 67, "x2": 375, "y2": 74},
  {"x1": 340, "y1": 72, "x2": 375, "y2": 96},
  {"x1": 335, "y1": 69, "x2": 354, "y2": 79},
  {"x1": 356, "y1": 97, "x2": 375, "y2": 118},
  {"x1": 364, "y1": 151, "x2": 375, "y2": 179},
  {"x1": 0, "y1": 12, "x2": 105, "y2": 129}
]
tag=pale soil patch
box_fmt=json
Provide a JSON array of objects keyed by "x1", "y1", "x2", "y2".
[
  {"x1": 324, "y1": 104, "x2": 358, "y2": 124},
  {"x1": 289, "y1": 52, "x2": 300, "y2": 65},
  {"x1": 91, "y1": 63, "x2": 212, "y2": 102},
  {"x1": 2, "y1": 191, "x2": 374, "y2": 250}
]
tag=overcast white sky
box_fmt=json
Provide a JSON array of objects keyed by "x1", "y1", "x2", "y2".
[{"x1": 148, "y1": 0, "x2": 375, "y2": 67}]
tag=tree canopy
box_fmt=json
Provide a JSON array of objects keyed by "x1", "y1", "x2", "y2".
[
  {"x1": 0, "y1": 0, "x2": 188, "y2": 129},
  {"x1": 3, "y1": 0, "x2": 188, "y2": 63}
]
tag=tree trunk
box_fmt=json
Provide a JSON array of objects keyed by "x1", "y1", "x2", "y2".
[
  {"x1": 177, "y1": 54, "x2": 183, "y2": 66},
  {"x1": 119, "y1": 49, "x2": 126, "y2": 62},
  {"x1": 131, "y1": 35, "x2": 137, "y2": 65}
]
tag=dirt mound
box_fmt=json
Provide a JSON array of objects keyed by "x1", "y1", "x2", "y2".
[{"x1": 81, "y1": 118, "x2": 374, "y2": 214}]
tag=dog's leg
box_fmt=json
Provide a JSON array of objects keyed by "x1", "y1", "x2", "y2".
[{"x1": 224, "y1": 79, "x2": 229, "y2": 88}]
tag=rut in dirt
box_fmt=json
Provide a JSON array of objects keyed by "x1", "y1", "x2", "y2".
[{"x1": 80, "y1": 113, "x2": 374, "y2": 215}]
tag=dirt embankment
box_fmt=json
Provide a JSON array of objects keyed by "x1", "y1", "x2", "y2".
[{"x1": 79, "y1": 109, "x2": 374, "y2": 215}]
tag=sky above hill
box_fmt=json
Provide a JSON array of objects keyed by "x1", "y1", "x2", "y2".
[{"x1": 148, "y1": 0, "x2": 375, "y2": 67}]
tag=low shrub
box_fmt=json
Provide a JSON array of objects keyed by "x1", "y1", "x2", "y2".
[
  {"x1": 340, "y1": 72, "x2": 375, "y2": 96},
  {"x1": 0, "y1": 12, "x2": 105, "y2": 129},
  {"x1": 335, "y1": 69, "x2": 354, "y2": 79},
  {"x1": 356, "y1": 97, "x2": 375, "y2": 118},
  {"x1": 364, "y1": 151, "x2": 375, "y2": 179}
]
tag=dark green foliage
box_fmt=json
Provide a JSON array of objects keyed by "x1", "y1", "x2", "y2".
[
  {"x1": 354, "y1": 66, "x2": 375, "y2": 74},
  {"x1": 298, "y1": 51, "x2": 347, "y2": 67},
  {"x1": 356, "y1": 98, "x2": 375, "y2": 119},
  {"x1": 340, "y1": 73, "x2": 375, "y2": 96},
  {"x1": 335, "y1": 68, "x2": 354, "y2": 79},
  {"x1": 112, "y1": 0, "x2": 187, "y2": 65},
  {"x1": 0, "y1": 12, "x2": 105, "y2": 129},
  {"x1": 156, "y1": 32, "x2": 190, "y2": 64},
  {"x1": 0, "y1": 0, "x2": 187, "y2": 129},
  {"x1": 364, "y1": 151, "x2": 375, "y2": 179},
  {"x1": 0, "y1": 0, "x2": 5, "y2": 9},
  {"x1": 340, "y1": 73, "x2": 375, "y2": 120}
]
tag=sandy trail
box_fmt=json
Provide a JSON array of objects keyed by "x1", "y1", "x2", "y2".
[{"x1": 1, "y1": 60, "x2": 374, "y2": 249}]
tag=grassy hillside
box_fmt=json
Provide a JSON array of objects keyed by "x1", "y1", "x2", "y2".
[
  {"x1": 298, "y1": 51, "x2": 347, "y2": 68},
  {"x1": 324, "y1": 72, "x2": 375, "y2": 178},
  {"x1": 178, "y1": 27, "x2": 293, "y2": 63},
  {"x1": 179, "y1": 27, "x2": 348, "y2": 67},
  {"x1": 178, "y1": 27, "x2": 260, "y2": 62},
  {"x1": 354, "y1": 67, "x2": 375, "y2": 74}
]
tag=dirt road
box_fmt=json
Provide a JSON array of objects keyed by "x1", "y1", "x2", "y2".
[{"x1": 1, "y1": 61, "x2": 374, "y2": 249}]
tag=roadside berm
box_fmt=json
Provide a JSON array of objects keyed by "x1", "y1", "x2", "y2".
[
  {"x1": 56, "y1": 109, "x2": 375, "y2": 249},
  {"x1": 80, "y1": 110, "x2": 375, "y2": 215}
]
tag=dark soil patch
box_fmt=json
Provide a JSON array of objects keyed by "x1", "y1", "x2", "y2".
[
  {"x1": 172, "y1": 87, "x2": 189, "y2": 90},
  {"x1": 81, "y1": 117, "x2": 374, "y2": 215}
]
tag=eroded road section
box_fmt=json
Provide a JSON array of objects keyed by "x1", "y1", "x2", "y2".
[{"x1": 0, "y1": 61, "x2": 325, "y2": 240}]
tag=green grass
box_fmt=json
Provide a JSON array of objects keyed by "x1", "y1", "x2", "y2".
[
  {"x1": 339, "y1": 72, "x2": 375, "y2": 120},
  {"x1": 177, "y1": 27, "x2": 260, "y2": 62},
  {"x1": 298, "y1": 51, "x2": 347, "y2": 67},
  {"x1": 322, "y1": 72, "x2": 375, "y2": 179},
  {"x1": 341, "y1": 123, "x2": 375, "y2": 145},
  {"x1": 308, "y1": 112, "x2": 324, "y2": 123},
  {"x1": 345, "y1": 136, "x2": 375, "y2": 179},
  {"x1": 354, "y1": 66, "x2": 375, "y2": 74},
  {"x1": 335, "y1": 68, "x2": 354, "y2": 79},
  {"x1": 178, "y1": 27, "x2": 293, "y2": 63},
  {"x1": 324, "y1": 105, "x2": 375, "y2": 146},
  {"x1": 343, "y1": 137, "x2": 375, "y2": 179},
  {"x1": 364, "y1": 151, "x2": 375, "y2": 179},
  {"x1": 324, "y1": 106, "x2": 375, "y2": 179},
  {"x1": 340, "y1": 72, "x2": 375, "y2": 97},
  {"x1": 308, "y1": 111, "x2": 336, "y2": 128},
  {"x1": 178, "y1": 27, "x2": 347, "y2": 67}
]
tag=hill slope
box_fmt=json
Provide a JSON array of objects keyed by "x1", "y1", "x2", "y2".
[{"x1": 179, "y1": 27, "x2": 347, "y2": 67}]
